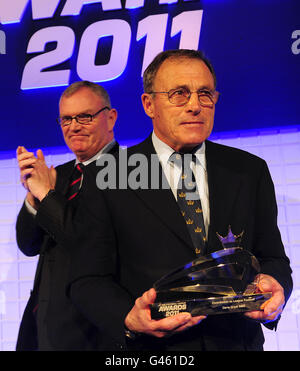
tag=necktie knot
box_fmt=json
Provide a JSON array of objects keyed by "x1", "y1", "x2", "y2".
[
  {"x1": 76, "y1": 162, "x2": 84, "y2": 173},
  {"x1": 169, "y1": 152, "x2": 196, "y2": 168}
]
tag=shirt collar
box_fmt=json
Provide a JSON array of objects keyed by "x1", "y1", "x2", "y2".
[{"x1": 151, "y1": 132, "x2": 206, "y2": 171}]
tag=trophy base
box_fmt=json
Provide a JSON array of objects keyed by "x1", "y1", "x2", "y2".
[{"x1": 151, "y1": 292, "x2": 272, "y2": 319}]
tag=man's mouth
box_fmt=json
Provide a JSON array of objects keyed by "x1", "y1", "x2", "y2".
[
  {"x1": 70, "y1": 134, "x2": 88, "y2": 138},
  {"x1": 181, "y1": 121, "x2": 204, "y2": 125}
]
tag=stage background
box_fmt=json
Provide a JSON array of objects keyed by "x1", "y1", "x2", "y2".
[{"x1": 0, "y1": 0, "x2": 299, "y2": 350}]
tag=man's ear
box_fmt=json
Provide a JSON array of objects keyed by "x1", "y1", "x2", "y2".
[
  {"x1": 141, "y1": 93, "x2": 155, "y2": 119},
  {"x1": 107, "y1": 108, "x2": 118, "y2": 132}
]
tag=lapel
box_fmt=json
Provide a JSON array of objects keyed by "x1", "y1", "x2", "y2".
[
  {"x1": 205, "y1": 140, "x2": 244, "y2": 252},
  {"x1": 31, "y1": 160, "x2": 75, "y2": 290},
  {"x1": 55, "y1": 160, "x2": 76, "y2": 195},
  {"x1": 108, "y1": 142, "x2": 120, "y2": 155},
  {"x1": 127, "y1": 136, "x2": 194, "y2": 251}
]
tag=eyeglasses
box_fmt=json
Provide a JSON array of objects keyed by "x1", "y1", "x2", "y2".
[
  {"x1": 57, "y1": 106, "x2": 110, "y2": 127},
  {"x1": 149, "y1": 87, "x2": 219, "y2": 107}
]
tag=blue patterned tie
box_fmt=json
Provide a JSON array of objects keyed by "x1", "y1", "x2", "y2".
[{"x1": 170, "y1": 152, "x2": 207, "y2": 255}]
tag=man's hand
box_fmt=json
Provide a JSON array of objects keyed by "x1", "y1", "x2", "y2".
[
  {"x1": 17, "y1": 146, "x2": 57, "y2": 204},
  {"x1": 17, "y1": 146, "x2": 36, "y2": 191},
  {"x1": 124, "y1": 288, "x2": 206, "y2": 338},
  {"x1": 244, "y1": 273, "x2": 285, "y2": 323}
]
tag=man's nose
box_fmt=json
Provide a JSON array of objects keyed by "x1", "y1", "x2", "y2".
[
  {"x1": 186, "y1": 92, "x2": 202, "y2": 113},
  {"x1": 69, "y1": 118, "x2": 82, "y2": 130}
]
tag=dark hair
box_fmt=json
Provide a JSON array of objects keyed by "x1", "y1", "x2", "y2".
[
  {"x1": 143, "y1": 49, "x2": 217, "y2": 93},
  {"x1": 60, "y1": 80, "x2": 111, "y2": 107}
]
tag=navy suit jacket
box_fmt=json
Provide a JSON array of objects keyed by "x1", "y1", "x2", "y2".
[
  {"x1": 16, "y1": 143, "x2": 119, "y2": 351},
  {"x1": 68, "y1": 136, "x2": 292, "y2": 350}
]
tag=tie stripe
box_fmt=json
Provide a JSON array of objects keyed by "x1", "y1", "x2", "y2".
[
  {"x1": 66, "y1": 163, "x2": 84, "y2": 201},
  {"x1": 69, "y1": 177, "x2": 81, "y2": 187}
]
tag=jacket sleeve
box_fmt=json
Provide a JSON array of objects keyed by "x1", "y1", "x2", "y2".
[
  {"x1": 16, "y1": 202, "x2": 44, "y2": 257},
  {"x1": 34, "y1": 190, "x2": 72, "y2": 246},
  {"x1": 16, "y1": 164, "x2": 74, "y2": 255},
  {"x1": 251, "y1": 160, "x2": 293, "y2": 330},
  {"x1": 253, "y1": 160, "x2": 293, "y2": 302}
]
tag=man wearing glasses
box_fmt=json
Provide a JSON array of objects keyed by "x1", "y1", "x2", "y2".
[
  {"x1": 15, "y1": 81, "x2": 118, "y2": 350},
  {"x1": 68, "y1": 49, "x2": 292, "y2": 350}
]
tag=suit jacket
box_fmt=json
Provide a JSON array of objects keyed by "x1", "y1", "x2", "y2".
[
  {"x1": 16, "y1": 143, "x2": 119, "y2": 351},
  {"x1": 68, "y1": 135, "x2": 292, "y2": 351}
]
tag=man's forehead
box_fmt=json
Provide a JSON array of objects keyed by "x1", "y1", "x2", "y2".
[
  {"x1": 59, "y1": 88, "x2": 104, "y2": 112},
  {"x1": 159, "y1": 56, "x2": 209, "y2": 71},
  {"x1": 154, "y1": 57, "x2": 214, "y2": 88}
]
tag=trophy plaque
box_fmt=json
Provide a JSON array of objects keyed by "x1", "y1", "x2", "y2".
[{"x1": 151, "y1": 228, "x2": 272, "y2": 319}]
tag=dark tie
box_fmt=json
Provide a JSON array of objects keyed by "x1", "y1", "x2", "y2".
[
  {"x1": 66, "y1": 163, "x2": 84, "y2": 201},
  {"x1": 170, "y1": 152, "x2": 207, "y2": 255}
]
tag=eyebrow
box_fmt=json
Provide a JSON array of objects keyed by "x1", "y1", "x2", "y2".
[
  {"x1": 60, "y1": 110, "x2": 93, "y2": 118},
  {"x1": 171, "y1": 84, "x2": 214, "y2": 92}
]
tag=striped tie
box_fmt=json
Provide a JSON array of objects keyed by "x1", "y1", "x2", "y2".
[
  {"x1": 170, "y1": 152, "x2": 207, "y2": 255},
  {"x1": 66, "y1": 163, "x2": 84, "y2": 201}
]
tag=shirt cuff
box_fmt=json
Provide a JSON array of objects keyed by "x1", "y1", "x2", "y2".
[{"x1": 24, "y1": 198, "x2": 37, "y2": 216}]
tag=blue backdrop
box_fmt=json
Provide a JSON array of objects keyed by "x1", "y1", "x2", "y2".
[{"x1": 0, "y1": 0, "x2": 299, "y2": 151}]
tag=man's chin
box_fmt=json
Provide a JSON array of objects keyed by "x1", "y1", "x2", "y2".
[
  {"x1": 72, "y1": 146, "x2": 88, "y2": 158},
  {"x1": 179, "y1": 127, "x2": 211, "y2": 144}
]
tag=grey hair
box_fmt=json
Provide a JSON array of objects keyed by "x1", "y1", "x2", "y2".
[
  {"x1": 60, "y1": 81, "x2": 111, "y2": 107},
  {"x1": 143, "y1": 49, "x2": 217, "y2": 93}
]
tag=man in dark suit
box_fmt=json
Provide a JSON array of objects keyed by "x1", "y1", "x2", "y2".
[
  {"x1": 68, "y1": 50, "x2": 292, "y2": 350},
  {"x1": 15, "y1": 81, "x2": 118, "y2": 350}
]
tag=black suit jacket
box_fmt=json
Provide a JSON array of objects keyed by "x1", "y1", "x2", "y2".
[
  {"x1": 68, "y1": 136, "x2": 292, "y2": 351},
  {"x1": 16, "y1": 143, "x2": 119, "y2": 351}
]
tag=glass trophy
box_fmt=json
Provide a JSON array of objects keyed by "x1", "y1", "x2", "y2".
[{"x1": 151, "y1": 228, "x2": 272, "y2": 319}]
